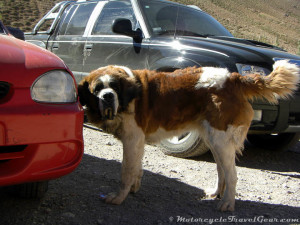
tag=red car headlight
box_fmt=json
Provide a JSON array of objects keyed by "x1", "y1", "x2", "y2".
[{"x1": 31, "y1": 70, "x2": 77, "y2": 103}]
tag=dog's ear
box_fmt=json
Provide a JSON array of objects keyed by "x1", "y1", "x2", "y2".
[
  {"x1": 77, "y1": 81, "x2": 91, "y2": 106},
  {"x1": 121, "y1": 78, "x2": 140, "y2": 109}
]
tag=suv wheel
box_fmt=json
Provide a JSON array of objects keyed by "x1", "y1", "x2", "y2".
[
  {"x1": 247, "y1": 133, "x2": 300, "y2": 151},
  {"x1": 160, "y1": 130, "x2": 209, "y2": 158}
]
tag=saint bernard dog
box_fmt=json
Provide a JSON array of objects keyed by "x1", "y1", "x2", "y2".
[{"x1": 78, "y1": 61, "x2": 299, "y2": 211}]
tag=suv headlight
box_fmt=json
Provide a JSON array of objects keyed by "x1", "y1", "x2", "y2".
[
  {"x1": 31, "y1": 70, "x2": 77, "y2": 103},
  {"x1": 236, "y1": 64, "x2": 270, "y2": 76},
  {"x1": 274, "y1": 58, "x2": 300, "y2": 67}
]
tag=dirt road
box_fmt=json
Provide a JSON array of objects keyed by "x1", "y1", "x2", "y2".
[{"x1": 1, "y1": 127, "x2": 300, "y2": 225}]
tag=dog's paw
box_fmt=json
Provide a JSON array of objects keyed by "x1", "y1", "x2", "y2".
[
  {"x1": 217, "y1": 199, "x2": 235, "y2": 212},
  {"x1": 205, "y1": 188, "x2": 221, "y2": 199},
  {"x1": 130, "y1": 177, "x2": 141, "y2": 193},
  {"x1": 105, "y1": 192, "x2": 125, "y2": 205}
]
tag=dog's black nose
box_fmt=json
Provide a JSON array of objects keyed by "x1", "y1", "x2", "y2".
[{"x1": 103, "y1": 92, "x2": 114, "y2": 102}]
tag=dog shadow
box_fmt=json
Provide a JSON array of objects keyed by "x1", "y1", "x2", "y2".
[
  {"x1": 1, "y1": 153, "x2": 300, "y2": 225},
  {"x1": 194, "y1": 141, "x2": 300, "y2": 175}
]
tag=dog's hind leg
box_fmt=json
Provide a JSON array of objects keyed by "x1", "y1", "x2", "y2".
[
  {"x1": 211, "y1": 143, "x2": 237, "y2": 212},
  {"x1": 105, "y1": 115, "x2": 145, "y2": 205},
  {"x1": 201, "y1": 121, "x2": 245, "y2": 211}
]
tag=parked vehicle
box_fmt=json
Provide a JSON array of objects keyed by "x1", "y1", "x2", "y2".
[
  {"x1": 25, "y1": 0, "x2": 300, "y2": 157},
  {"x1": 0, "y1": 21, "x2": 84, "y2": 197}
]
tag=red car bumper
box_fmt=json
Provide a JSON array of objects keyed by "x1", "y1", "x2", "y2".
[{"x1": 0, "y1": 102, "x2": 84, "y2": 186}]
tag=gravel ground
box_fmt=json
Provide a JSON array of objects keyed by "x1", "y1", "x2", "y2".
[{"x1": 1, "y1": 127, "x2": 300, "y2": 225}]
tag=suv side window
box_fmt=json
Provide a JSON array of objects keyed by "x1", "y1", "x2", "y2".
[
  {"x1": 59, "y1": 3, "x2": 97, "y2": 36},
  {"x1": 57, "y1": 4, "x2": 78, "y2": 36},
  {"x1": 92, "y1": 1, "x2": 137, "y2": 35}
]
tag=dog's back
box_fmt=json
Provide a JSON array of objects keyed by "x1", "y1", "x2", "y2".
[{"x1": 133, "y1": 60, "x2": 299, "y2": 135}]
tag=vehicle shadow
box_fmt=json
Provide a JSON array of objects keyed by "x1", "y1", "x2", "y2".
[
  {"x1": 1, "y1": 154, "x2": 299, "y2": 225},
  {"x1": 194, "y1": 141, "x2": 300, "y2": 174}
]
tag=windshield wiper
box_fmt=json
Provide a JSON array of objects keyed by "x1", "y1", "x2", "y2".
[
  {"x1": 157, "y1": 30, "x2": 215, "y2": 37},
  {"x1": 155, "y1": 29, "x2": 216, "y2": 38},
  {"x1": 177, "y1": 31, "x2": 215, "y2": 37}
]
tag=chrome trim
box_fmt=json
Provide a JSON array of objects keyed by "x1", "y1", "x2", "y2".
[
  {"x1": 283, "y1": 125, "x2": 300, "y2": 133},
  {"x1": 84, "y1": 1, "x2": 106, "y2": 37},
  {"x1": 26, "y1": 40, "x2": 46, "y2": 49},
  {"x1": 32, "y1": 1, "x2": 71, "y2": 34},
  {"x1": 132, "y1": 0, "x2": 150, "y2": 38}
]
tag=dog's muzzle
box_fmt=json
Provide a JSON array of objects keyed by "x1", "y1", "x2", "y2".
[{"x1": 98, "y1": 89, "x2": 118, "y2": 120}]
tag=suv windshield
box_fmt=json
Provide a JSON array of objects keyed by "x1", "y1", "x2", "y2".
[{"x1": 140, "y1": 0, "x2": 233, "y2": 38}]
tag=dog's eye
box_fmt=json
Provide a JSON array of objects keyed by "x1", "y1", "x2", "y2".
[
  {"x1": 94, "y1": 84, "x2": 103, "y2": 95},
  {"x1": 109, "y1": 81, "x2": 119, "y2": 92}
]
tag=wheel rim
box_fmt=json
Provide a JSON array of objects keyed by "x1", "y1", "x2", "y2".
[{"x1": 165, "y1": 132, "x2": 192, "y2": 145}]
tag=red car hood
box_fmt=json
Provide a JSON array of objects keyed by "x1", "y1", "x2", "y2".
[{"x1": 0, "y1": 34, "x2": 67, "y2": 88}]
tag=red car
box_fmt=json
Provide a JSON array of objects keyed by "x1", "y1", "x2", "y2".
[{"x1": 0, "y1": 21, "x2": 84, "y2": 197}]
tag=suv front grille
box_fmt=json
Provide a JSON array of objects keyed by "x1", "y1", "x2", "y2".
[{"x1": 0, "y1": 82, "x2": 10, "y2": 100}]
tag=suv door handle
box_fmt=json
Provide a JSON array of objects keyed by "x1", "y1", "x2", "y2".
[
  {"x1": 52, "y1": 43, "x2": 59, "y2": 49},
  {"x1": 85, "y1": 44, "x2": 93, "y2": 50}
]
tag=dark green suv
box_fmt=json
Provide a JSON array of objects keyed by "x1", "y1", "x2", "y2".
[{"x1": 25, "y1": 0, "x2": 300, "y2": 157}]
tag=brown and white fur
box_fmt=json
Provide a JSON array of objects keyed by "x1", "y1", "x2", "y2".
[{"x1": 78, "y1": 61, "x2": 299, "y2": 211}]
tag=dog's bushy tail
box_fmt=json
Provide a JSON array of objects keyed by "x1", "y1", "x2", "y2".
[{"x1": 235, "y1": 60, "x2": 299, "y2": 103}]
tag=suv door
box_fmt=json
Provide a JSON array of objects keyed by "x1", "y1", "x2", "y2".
[
  {"x1": 82, "y1": 0, "x2": 149, "y2": 74},
  {"x1": 49, "y1": 2, "x2": 97, "y2": 83}
]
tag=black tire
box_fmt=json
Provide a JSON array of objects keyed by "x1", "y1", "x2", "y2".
[
  {"x1": 160, "y1": 130, "x2": 209, "y2": 158},
  {"x1": 8, "y1": 181, "x2": 49, "y2": 199},
  {"x1": 247, "y1": 133, "x2": 300, "y2": 152}
]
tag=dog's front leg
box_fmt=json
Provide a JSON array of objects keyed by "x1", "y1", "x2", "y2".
[
  {"x1": 105, "y1": 123, "x2": 145, "y2": 205},
  {"x1": 206, "y1": 160, "x2": 225, "y2": 198}
]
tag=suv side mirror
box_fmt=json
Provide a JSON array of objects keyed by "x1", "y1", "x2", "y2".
[{"x1": 112, "y1": 18, "x2": 142, "y2": 42}]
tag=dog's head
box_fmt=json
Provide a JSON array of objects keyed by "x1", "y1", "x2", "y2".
[{"x1": 78, "y1": 66, "x2": 140, "y2": 121}]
